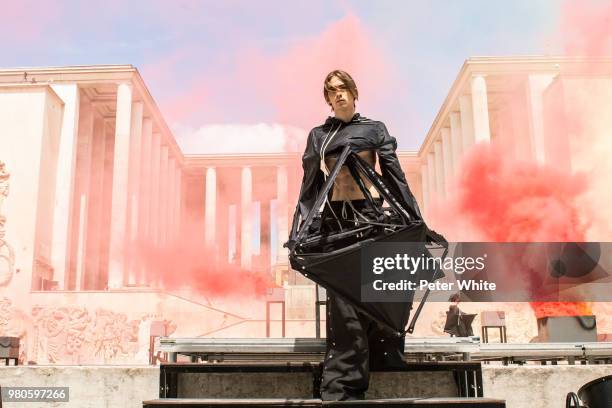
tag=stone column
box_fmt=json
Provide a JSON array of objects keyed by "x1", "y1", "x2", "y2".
[
  {"x1": 527, "y1": 74, "x2": 555, "y2": 163},
  {"x1": 441, "y1": 128, "x2": 453, "y2": 194},
  {"x1": 449, "y1": 112, "x2": 463, "y2": 173},
  {"x1": 420, "y1": 163, "x2": 429, "y2": 212},
  {"x1": 276, "y1": 165, "x2": 288, "y2": 263},
  {"x1": 228, "y1": 204, "x2": 237, "y2": 264},
  {"x1": 168, "y1": 161, "x2": 176, "y2": 244},
  {"x1": 260, "y1": 199, "x2": 271, "y2": 273},
  {"x1": 459, "y1": 95, "x2": 475, "y2": 154},
  {"x1": 167, "y1": 157, "x2": 176, "y2": 246},
  {"x1": 427, "y1": 152, "x2": 436, "y2": 199},
  {"x1": 434, "y1": 141, "x2": 444, "y2": 199},
  {"x1": 75, "y1": 195, "x2": 87, "y2": 291},
  {"x1": 174, "y1": 165, "x2": 182, "y2": 243},
  {"x1": 108, "y1": 83, "x2": 133, "y2": 289},
  {"x1": 74, "y1": 97, "x2": 94, "y2": 290},
  {"x1": 204, "y1": 166, "x2": 217, "y2": 248},
  {"x1": 471, "y1": 75, "x2": 491, "y2": 143},
  {"x1": 49, "y1": 84, "x2": 80, "y2": 290},
  {"x1": 241, "y1": 166, "x2": 252, "y2": 270},
  {"x1": 216, "y1": 175, "x2": 229, "y2": 267},
  {"x1": 128, "y1": 102, "x2": 143, "y2": 241},
  {"x1": 127, "y1": 102, "x2": 143, "y2": 286},
  {"x1": 159, "y1": 146, "x2": 169, "y2": 247},
  {"x1": 99, "y1": 119, "x2": 115, "y2": 289},
  {"x1": 139, "y1": 118, "x2": 152, "y2": 241},
  {"x1": 83, "y1": 115, "x2": 106, "y2": 289},
  {"x1": 149, "y1": 132, "x2": 161, "y2": 247}
]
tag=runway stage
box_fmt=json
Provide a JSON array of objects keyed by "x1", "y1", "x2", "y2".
[
  {"x1": 1, "y1": 337, "x2": 611, "y2": 407},
  {"x1": 145, "y1": 336, "x2": 612, "y2": 407}
]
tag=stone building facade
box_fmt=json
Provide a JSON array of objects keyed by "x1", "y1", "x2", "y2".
[{"x1": 1, "y1": 58, "x2": 611, "y2": 364}]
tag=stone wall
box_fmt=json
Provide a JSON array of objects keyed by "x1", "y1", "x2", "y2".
[
  {"x1": 3, "y1": 285, "x2": 612, "y2": 364},
  {"x1": 0, "y1": 366, "x2": 158, "y2": 408},
  {"x1": 1, "y1": 364, "x2": 611, "y2": 407},
  {"x1": 483, "y1": 365, "x2": 612, "y2": 408}
]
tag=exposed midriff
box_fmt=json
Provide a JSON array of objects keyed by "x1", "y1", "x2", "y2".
[{"x1": 324, "y1": 150, "x2": 380, "y2": 201}]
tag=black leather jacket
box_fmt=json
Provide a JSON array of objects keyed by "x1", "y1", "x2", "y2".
[{"x1": 287, "y1": 113, "x2": 422, "y2": 245}]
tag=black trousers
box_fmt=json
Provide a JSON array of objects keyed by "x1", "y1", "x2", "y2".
[{"x1": 319, "y1": 200, "x2": 408, "y2": 401}]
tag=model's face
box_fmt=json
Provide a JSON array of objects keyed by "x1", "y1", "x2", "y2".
[{"x1": 327, "y1": 76, "x2": 355, "y2": 112}]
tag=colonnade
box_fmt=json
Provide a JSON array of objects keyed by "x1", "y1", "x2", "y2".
[
  {"x1": 50, "y1": 83, "x2": 182, "y2": 290},
  {"x1": 202, "y1": 164, "x2": 290, "y2": 273},
  {"x1": 420, "y1": 75, "x2": 491, "y2": 209}
]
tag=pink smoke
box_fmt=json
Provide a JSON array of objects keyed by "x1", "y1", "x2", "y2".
[
  {"x1": 428, "y1": 1, "x2": 612, "y2": 318},
  {"x1": 235, "y1": 13, "x2": 399, "y2": 131},
  {"x1": 429, "y1": 143, "x2": 590, "y2": 243},
  {"x1": 143, "y1": 12, "x2": 401, "y2": 150},
  {"x1": 125, "y1": 219, "x2": 274, "y2": 299},
  {"x1": 560, "y1": 0, "x2": 612, "y2": 56}
]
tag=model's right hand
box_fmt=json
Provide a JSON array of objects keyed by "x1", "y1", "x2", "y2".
[{"x1": 283, "y1": 240, "x2": 296, "y2": 251}]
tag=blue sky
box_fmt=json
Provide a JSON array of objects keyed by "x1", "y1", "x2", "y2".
[{"x1": 1, "y1": 0, "x2": 565, "y2": 150}]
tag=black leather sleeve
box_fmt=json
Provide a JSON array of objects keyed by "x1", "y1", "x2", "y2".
[
  {"x1": 287, "y1": 130, "x2": 324, "y2": 244},
  {"x1": 376, "y1": 122, "x2": 423, "y2": 220}
]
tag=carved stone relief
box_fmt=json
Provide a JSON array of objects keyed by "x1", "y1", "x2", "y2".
[
  {"x1": 30, "y1": 305, "x2": 145, "y2": 364},
  {"x1": 0, "y1": 299, "x2": 177, "y2": 365},
  {"x1": 0, "y1": 161, "x2": 14, "y2": 287}
]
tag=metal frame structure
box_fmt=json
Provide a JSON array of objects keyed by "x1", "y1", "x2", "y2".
[
  {"x1": 157, "y1": 361, "x2": 484, "y2": 400},
  {"x1": 289, "y1": 145, "x2": 448, "y2": 337},
  {"x1": 157, "y1": 337, "x2": 612, "y2": 365}
]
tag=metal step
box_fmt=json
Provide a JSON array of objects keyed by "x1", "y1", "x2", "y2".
[
  {"x1": 143, "y1": 397, "x2": 505, "y2": 407},
  {"x1": 144, "y1": 399, "x2": 319, "y2": 407},
  {"x1": 159, "y1": 362, "x2": 484, "y2": 399}
]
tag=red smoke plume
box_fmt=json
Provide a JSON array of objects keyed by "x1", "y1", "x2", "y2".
[
  {"x1": 430, "y1": 143, "x2": 590, "y2": 243},
  {"x1": 126, "y1": 219, "x2": 274, "y2": 300},
  {"x1": 429, "y1": 0, "x2": 612, "y2": 319},
  {"x1": 428, "y1": 143, "x2": 593, "y2": 318},
  {"x1": 560, "y1": 0, "x2": 612, "y2": 57}
]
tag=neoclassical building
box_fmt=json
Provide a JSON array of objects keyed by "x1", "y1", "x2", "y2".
[
  {"x1": 419, "y1": 56, "x2": 612, "y2": 205},
  {"x1": 0, "y1": 57, "x2": 610, "y2": 364}
]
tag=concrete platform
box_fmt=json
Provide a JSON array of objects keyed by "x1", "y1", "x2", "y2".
[
  {"x1": 0, "y1": 365, "x2": 158, "y2": 408},
  {"x1": 1, "y1": 364, "x2": 611, "y2": 407}
]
